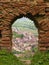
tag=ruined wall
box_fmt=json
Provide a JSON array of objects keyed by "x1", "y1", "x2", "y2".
[{"x1": 0, "y1": 0, "x2": 49, "y2": 51}]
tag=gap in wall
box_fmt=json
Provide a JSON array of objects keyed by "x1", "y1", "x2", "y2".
[{"x1": 12, "y1": 17, "x2": 38, "y2": 64}]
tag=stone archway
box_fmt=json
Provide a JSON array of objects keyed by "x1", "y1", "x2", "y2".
[{"x1": 0, "y1": 0, "x2": 49, "y2": 51}]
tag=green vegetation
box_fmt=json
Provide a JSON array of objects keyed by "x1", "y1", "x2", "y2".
[
  {"x1": 13, "y1": 32, "x2": 24, "y2": 38},
  {"x1": 0, "y1": 49, "x2": 49, "y2": 65},
  {"x1": 31, "y1": 51, "x2": 49, "y2": 65},
  {"x1": 12, "y1": 50, "x2": 22, "y2": 54},
  {"x1": 18, "y1": 50, "x2": 33, "y2": 60},
  {"x1": 31, "y1": 46, "x2": 38, "y2": 52},
  {"x1": 0, "y1": 50, "x2": 24, "y2": 65}
]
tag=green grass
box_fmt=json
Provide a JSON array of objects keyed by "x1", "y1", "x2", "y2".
[
  {"x1": 18, "y1": 50, "x2": 33, "y2": 60},
  {"x1": 0, "y1": 49, "x2": 49, "y2": 65},
  {"x1": 0, "y1": 50, "x2": 24, "y2": 65},
  {"x1": 31, "y1": 51, "x2": 49, "y2": 65}
]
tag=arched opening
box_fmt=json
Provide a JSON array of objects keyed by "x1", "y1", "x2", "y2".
[{"x1": 12, "y1": 13, "x2": 39, "y2": 64}]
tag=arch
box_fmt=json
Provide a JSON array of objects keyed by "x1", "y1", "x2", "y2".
[
  {"x1": 11, "y1": 13, "x2": 39, "y2": 28},
  {"x1": 0, "y1": 0, "x2": 49, "y2": 51}
]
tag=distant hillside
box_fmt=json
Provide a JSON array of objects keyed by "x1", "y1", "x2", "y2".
[
  {"x1": 12, "y1": 17, "x2": 37, "y2": 30},
  {"x1": 12, "y1": 17, "x2": 38, "y2": 37}
]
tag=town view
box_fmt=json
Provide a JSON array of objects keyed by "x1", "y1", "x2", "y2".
[{"x1": 12, "y1": 17, "x2": 38, "y2": 65}]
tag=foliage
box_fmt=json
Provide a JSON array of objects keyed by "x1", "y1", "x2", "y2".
[
  {"x1": 12, "y1": 50, "x2": 22, "y2": 54},
  {"x1": 31, "y1": 46, "x2": 38, "y2": 52},
  {"x1": 18, "y1": 50, "x2": 33, "y2": 60},
  {"x1": 13, "y1": 32, "x2": 24, "y2": 38},
  {"x1": 0, "y1": 49, "x2": 24, "y2": 65},
  {"x1": 0, "y1": 49, "x2": 49, "y2": 65},
  {"x1": 31, "y1": 51, "x2": 49, "y2": 65}
]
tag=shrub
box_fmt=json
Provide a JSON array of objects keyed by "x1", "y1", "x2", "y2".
[
  {"x1": 31, "y1": 51, "x2": 49, "y2": 65},
  {"x1": 0, "y1": 49, "x2": 24, "y2": 65}
]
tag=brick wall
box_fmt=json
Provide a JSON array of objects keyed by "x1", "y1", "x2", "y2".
[{"x1": 0, "y1": 0, "x2": 49, "y2": 51}]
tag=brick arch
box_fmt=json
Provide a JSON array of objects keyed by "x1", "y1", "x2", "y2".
[
  {"x1": 0, "y1": 0, "x2": 49, "y2": 51},
  {"x1": 11, "y1": 13, "x2": 39, "y2": 28}
]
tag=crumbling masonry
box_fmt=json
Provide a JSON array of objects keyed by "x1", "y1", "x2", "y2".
[{"x1": 0, "y1": 0, "x2": 49, "y2": 51}]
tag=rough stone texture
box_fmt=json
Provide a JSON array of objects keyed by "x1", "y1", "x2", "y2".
[{"x1": 0, "y1": 0, "x2": 49, "y2": 51}]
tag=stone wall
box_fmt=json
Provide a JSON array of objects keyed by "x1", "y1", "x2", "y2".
[{"x1": 0, "y1": 0, "x2": 49, "y2": 51}]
